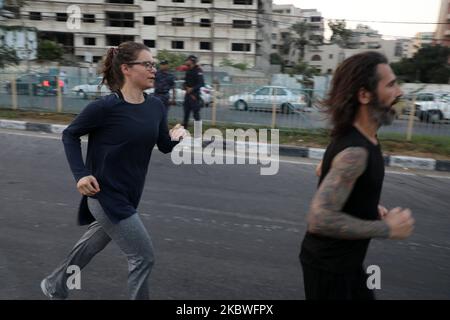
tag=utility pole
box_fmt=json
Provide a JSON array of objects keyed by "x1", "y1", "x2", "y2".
[
  {"x1": 208, "y1": 5, "x2": 216, "y2": 125},
  {"x1": 208, "y1": 5, "x2": 215, "y2": 84}
]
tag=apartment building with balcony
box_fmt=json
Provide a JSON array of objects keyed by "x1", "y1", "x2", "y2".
[
  {"x1": 270, "y1": 4, "x2": 324, "y2": 68},
  {"x1": 1, "y1": 0, "x2": 272, "y2": 71}
]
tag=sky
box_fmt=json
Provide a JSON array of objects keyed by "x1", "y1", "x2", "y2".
[{"x1": 273, "y1": 0, "x2": 442, "y2": 40}]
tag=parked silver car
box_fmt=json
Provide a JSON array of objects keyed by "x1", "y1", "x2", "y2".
[{"x1": 228, "y1": 86, "x2": 307, "y2": 113}]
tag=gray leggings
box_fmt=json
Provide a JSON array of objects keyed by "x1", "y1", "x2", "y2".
[{"x1": 44, "y1": 198, "x2": 155, "y2": 300}]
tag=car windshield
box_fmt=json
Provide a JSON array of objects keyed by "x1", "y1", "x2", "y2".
[{"x1": 89, "y1": 78, "x2": 102, "y2": 85}]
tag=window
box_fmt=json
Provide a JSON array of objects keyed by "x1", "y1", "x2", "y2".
[
  {"x1": 310, "y1": 16, "x2": 322, "y2": 22},
  {"x1": 171, "y1": 41, "x2": 184, "y2": 49},
  {"x1": 56, "y1": 13, "x2": 68, "y2": 22},
  {"x1": 105, "y1": 12, "x2": 135, "y2": 28},
  {"x1": 83, "y1": 14, "x2": 96, "y2": 23},
  {"x1": 271, "y1": 33, "x2": 277, "y2": 40},
  {"x1": 29, "y1": 12, "x2": 42, "y2": 20},
  {"x1": 232, "y1": 43, "x2": 251, "y2": 51},
  {"x1": 274, "y1": 88, "x2": 287, "y2": 96},
  {"x1": 172, "y1": 0, "x2": 184, "y2": 2},
  {"x1": 172, "y1": 18, "x2": 184, "y2": 26},
  {"x1": 233, "y1": 20, "x2": 252, "y2": 29},
  {"x1": 84, "y1": 37, "x2": 96, "y2": 46},
  {"x1": 200, "y1": 42, "x2": 211, "y2": 50},
  {"x1": 106, "y1": 35, "x2": 134, "y2": 46},
  {"x1": 200, "y1": 18, "x2": 211, "y2": 27},
  {"x1": 143, "y1": 40, "x2": 156, "y2": 48},
  {"x1": 272, "y1": 45, "x2": 277, "y2": 49},
  {"x1": 143, "y1": 16, "x2": 155, "y2": 25},
  {"x1": 201, "y1": 0, "x2": 213, "y2": 3},
  {"x1": 255, "y1": 87, "x2": 270, "y2": 95},
  {"x1": 329, "y1": 54, "x2": 333, "y2": 59},
  {"x1": 233, "y1": 0, "x2": 253, "y2": 4},
  {"x1": 272, "y1": 21, "x2": 278, "y2": 27},
  {"x1": 311, "y1": 55, "x2": 321, "y2": 61},
  {"x1": 107, "y1": 0, "x2": 134, "y2": 3}
]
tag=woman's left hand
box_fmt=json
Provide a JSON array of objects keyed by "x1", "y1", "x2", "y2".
[{"x1": 170, "y1": 123, "x2": 188, "y2": 141}]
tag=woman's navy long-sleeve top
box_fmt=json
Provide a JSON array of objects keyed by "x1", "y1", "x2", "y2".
[{"x1": 62, "y1": 93, "x2": 179, "y2": 225}]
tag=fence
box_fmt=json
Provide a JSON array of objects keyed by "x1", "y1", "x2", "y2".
[{"x1": 1, "y1": 72, "x2": 450, "y2": 138}]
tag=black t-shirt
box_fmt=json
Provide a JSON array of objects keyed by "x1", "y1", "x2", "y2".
[
  {"x1": 300, "y1": 126, "x2": 385, "y2": 273},
  {"x1": 62, "y1": 93, "x2": 179, "y2": 225}
]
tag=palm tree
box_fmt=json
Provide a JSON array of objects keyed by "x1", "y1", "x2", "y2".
[{"x1": 289, "y1": 22, "x2": 310, "y2": 60}]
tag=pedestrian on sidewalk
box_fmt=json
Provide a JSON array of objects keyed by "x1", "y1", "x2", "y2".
[
  {"x1": 300, "y1": 51, "x2": 415, "y2": 300},
  {"x1": 41, "y1": 41, "x2": 187, "y2": 300}
]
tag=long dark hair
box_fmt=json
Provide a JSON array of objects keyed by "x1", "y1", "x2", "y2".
[
  {"x1": 323, "y1": 51, "x2": 388, "y2": 137},
  {"x1": 100, "y1": 41, "x2": 150, "y2": 91}
]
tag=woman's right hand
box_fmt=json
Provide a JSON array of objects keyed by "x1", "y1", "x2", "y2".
[{"x1": 77, "y1": 175, "x2": 101, "y2": 196}]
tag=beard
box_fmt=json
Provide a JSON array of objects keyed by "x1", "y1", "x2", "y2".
[{"x1": 369, "y1": 96, "x2": 400, "y2": 126}]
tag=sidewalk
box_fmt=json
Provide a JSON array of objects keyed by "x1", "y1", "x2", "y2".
[{"x1": 1, "y1": 118, "x2": 449, "y2": 173}]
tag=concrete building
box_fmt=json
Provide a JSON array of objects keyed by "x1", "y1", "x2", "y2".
[
  {"x1": 1, "y1": 0, "x2": 272, "y2": 71},
  {"x1": 271, "y1": 4, "x2": 324, "y2": 67},
  {"x1": 302, "y1": 24, "x2": 404, "y2": 75},
  {"x1": 0, "y1": 26, "x2": 38, "y2": 60},
  {"x1": 412, "y1": 32, "x2": 434, "y2": 56},
  {"x1": 434, "y1": 0, "x2": 450, "y2": 46}
]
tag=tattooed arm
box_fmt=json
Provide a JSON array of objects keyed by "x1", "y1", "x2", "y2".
[{"x1": 307, "y1": 147, "x2": 390, "y2": 240}]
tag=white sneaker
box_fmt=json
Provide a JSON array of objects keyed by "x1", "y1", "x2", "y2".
[{"x1": 40, "y1": 278, "x2": 65, "y2": 300}]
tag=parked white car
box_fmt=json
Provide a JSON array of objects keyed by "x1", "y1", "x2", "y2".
[
  {"x1": 414, "y1": 92, "x2": 450, "y2": 122},
  {"x1": 228, "y1": 86, "x2": 307, "y2": 113},
  {"x1": 147, "y1": 83, "x2": 213, "y2": 107},
  {"x1": 71, "y1": 77, "x2": 110, "y2": 99}
]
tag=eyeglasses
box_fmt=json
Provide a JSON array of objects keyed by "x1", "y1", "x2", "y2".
[{"x1": 127, "y1": 61, "x2": 156, "y2": 70}]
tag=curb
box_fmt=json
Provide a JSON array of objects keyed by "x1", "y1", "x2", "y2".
[{"x1": 1, "y1": 119, "x2": 449, "y2": 173}]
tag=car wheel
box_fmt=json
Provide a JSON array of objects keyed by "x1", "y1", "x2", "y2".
[
  {"x1": 429, "y1": 112, "x2": 441, "y2": 123},
  {"x1": 419, "y1": 111, "x2": 425, "y2": 122},
  {"x1": 281, "y1": 103, "x2": 291, "y2": 114},
  {"x1": 235, "y1": 100, "x2": 248, "y2": 111},
  {"x1": 78, "y1": 90, "x2": 88, "y2": 99}
]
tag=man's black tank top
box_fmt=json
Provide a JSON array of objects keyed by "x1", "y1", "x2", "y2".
[{"x1": 300, "y1": 126, "x2": 385, "y2": 273}]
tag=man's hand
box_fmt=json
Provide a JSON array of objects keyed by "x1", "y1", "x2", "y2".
[
  {"x1": 77, "y1": 175, "x2": 100, "y2": 196},
  {"x1": 378, "y1": 205, "x2": 388, "y2": 219},
  {"x1": 185, "y1": 87, "x2": 192, "y2": 94},
  {"x1": 384, "y1": 207, "x2": 415, "y2": 239},
  {"x1": 315, "y1": 160, "x2": 323, "y2": 177}
]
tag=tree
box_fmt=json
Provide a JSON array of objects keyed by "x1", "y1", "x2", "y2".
[
  {"x1": 0, "y1": 46, "x2": 19, "y2": 68},
  {"x1": 289, "y1": 60, "x2": 321, "y2": 82},
  {"x1": 270, "y1": 53, "x2": 283, "y2": 65},
  {"x1": 289, "y1": 22, "x2": 311, "y2": 60},
  {"x1": 391, "y1": 45, "x2": 450, "y2": 84},
  {"x1": 328, "y1": 19, "x2": 353, "y2": 48},
  {"x1": 37, "y1": 39, "x2": 64, "y2": 61},
  {"x1": 155, "y1": 49, "x2": 187, "y2": 70},
  {"x1": 219, "y1": 58, "x2": 249, "y2": 71}
]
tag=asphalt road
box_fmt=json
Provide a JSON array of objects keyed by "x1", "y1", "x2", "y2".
[
  {"x1": 1, "y1": 92, "x2": 449, "y2": 136},
  {"x1": 0, "y1": 128, "x2": 449, "y2": 300}
]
